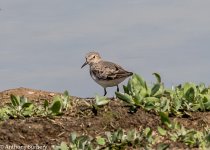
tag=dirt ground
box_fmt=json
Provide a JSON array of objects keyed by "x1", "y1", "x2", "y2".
[{"x1": 0, "y1": 88, "x2": 209, "y2": 149}]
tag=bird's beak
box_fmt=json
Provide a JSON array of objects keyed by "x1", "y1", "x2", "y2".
[{"x1": 81, "y1": 61, "x2": 88, "y2": 68}]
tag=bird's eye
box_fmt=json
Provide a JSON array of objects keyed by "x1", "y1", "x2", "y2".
[{"x1": 93, "y1": 56, "x2": 95, "y2": 58}]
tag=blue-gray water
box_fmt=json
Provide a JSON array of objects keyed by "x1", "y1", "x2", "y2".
[{"x1": 0, "y1": 1, "x2": 210, "y2": 97}]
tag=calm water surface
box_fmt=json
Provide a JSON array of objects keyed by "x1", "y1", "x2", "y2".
[{"x1": 0, "y1": 1, "x2": 210, "y2": 97}]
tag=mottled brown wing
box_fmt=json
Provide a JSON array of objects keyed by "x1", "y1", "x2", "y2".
[{"x1": 91, "y1": 61, "x2": 133, "y2": 80}]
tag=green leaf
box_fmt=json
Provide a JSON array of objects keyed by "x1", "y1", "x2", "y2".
[
  {"x1": 143, "y1": 97, "x2": 159, "y2": 110},
  {"x1": 50, "y1": 100, "x2": 62, "y2": 114},
  {"x1": 63, "y1": 90, "x2": 69, "y2": 97},
  {"x1": 105, "y1": 132, "x2": 112, "y2": 143},
  {"x1": 172, "y1": 97, "x2": 182, "y2": 112},
  {"x1": 185, "y1": 87, "x2": 195, "y2": 101},
  {"x1": 0, "y1": 107, "x2": 10, "y2": 121},
  {"x1": 96, "y1": 136, "x2": 106, "y2": 146},
  {"x1": 157, "y1": 126, "x2": 167, "y2": 136},
  {"x1": 159, "y1": 112, "x2": 171, "y2": 128},
  {"x1": 123, "y1": 85, "x2": 129, "y2": 94},
  {"x1": 144, "y1": 97, "x2": 159, "y2": 103},
  {"x1": 10, "y1": 94, "x2": 20, "y2": 106},
  {"x1": 117, "y1": 129, "x2": 124, "y2": 141},
  {"x1": 153, "y1": 73, "x2": 161, "y2": 83},
  {"x1": 199, "y1": 98, "x2": 205, "y2": 111},
  {"x1": 204, "y1": 101, "x2": 210, "y2": 110},
  {"x1": 112, "y1": 132, "x2": 118, "y2": 143},
  {"x1": 144, "y1": 127, "x2": 152, "y2": 137},
  {"x1": 197, "y1": 83, "x2": 207, "y2": 94},
  {"x1": 22, "y1": 102, "x2": 33, "y2": 108},
  {"x1": 144, "y1": 81, "x2": 148, "y2": 91},
  {"x1": 183, "y1": 82, "x2": 194, "y2": 93},
  {"x1": 70, "y1": 132, "x2": 77, "y2": 143},
  {"x1": 157, "y1": 143, "x2": 169, "y2": 150},
  {"x1": 206, "y1": 134, "x2": 210, "y2": 142},
  {"x1": 44, "y1": 100, "x2": 49, "y2": 109},
  {"x1": 160, "y1": 97, "x2": 170, "y2": 112},
  {"x1": 139, "y1": 87, "x2": 149, "y2": 98},
  {"x1": 183, "y1": 83, "x2": 196, "y2": 101},
  {"x1": 20, "y1": 96, "x2": 28, "y2": 105},
  {"x1": 22, "y1": 105, "x2": 34, "y2": 116},
  {"x1": 151, "y1": 84, "x2": 161, "y2": 96},
  {"x1": 127, "y1": 129, "x2": 137, "y2": 142},
  {"x1": 95, "y1": 95, "x2": 110, "y2": 106},
  {"x1": 133, "y1": 95, "x2": 142, "y2": 105},
  {"x1": 133, "y1": 73, "x2": 145, "y2": 86},
  {"x1": 115, "y1": 92, "x2": 135, "y2": 105},
  {"x1": 77, "y1": 136, "x2": 89, "y2": 149},
  {"x1": 60, "y1": 142, "x2": 69, "y2": 150},
  {"x1": 127, "y1": 78, "x2": 132, "y2": 92}
]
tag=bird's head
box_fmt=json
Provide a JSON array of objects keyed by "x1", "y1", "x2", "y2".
[{"x1": 81, "y1": 52, "x2": 101, "y2": 68}]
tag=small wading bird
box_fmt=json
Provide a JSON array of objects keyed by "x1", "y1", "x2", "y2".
[{"x1": 81, "y1": 52, "x2": 133, "y2": 96}]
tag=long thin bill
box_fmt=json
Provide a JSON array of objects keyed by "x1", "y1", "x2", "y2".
[{"x1": 81, "y1": 62, "x2": 88, "y2": 68}]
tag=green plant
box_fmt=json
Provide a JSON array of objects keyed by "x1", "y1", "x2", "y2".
[
  {"x1": 0, "y1": 91, "x2": 72, "y2": 120},
  {"x1": 61, "y1": 91, "x2": 72, "y2": 111},
  {"x1": 53, "y1": 119, "x2": 210, "y2": 150},
  {"x1": 54, "y1": 127, "x2": 160, "y2": 150},
  {"x1": 91, "y1": 95, "x2": 110, "y2": 115},
  {"x1": 0, "y1": 107, "x2": 10, "y2": 120},
  {"x1": 53, "y1": 142, "x2": 69, "y2": 150},
  {"x1": 159, "y1": 112, "x2": 210, "y2": 149},
  {"x1": 42, "y1": 91, "x2": 72, "y2": 116},
  {"x1": 116, "y1": 73, "x2": 164, "y2": 113},
  {"x1": 116, "y1": 73, "x2": 210, "y2": 116},
  {"x1": 9, "y1": 94, "x2": 35, "y2": 117},
  {"x1": 53, "y1": 132, "x2": 93, "y2": 150},
  {"x1": 0, "y1": 95, "x2": 37, "y2": 120},
  {"x1": 43, "y1": 97, "x2": 63, "y2": 116}
]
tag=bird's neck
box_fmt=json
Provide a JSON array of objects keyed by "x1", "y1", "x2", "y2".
[{"x1": 89, "y1": 59, "x2": 102, "y2": 66}]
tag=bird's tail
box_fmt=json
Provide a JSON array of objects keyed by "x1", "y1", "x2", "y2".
[{"x1": 127, "y1": 72, "x2": 133, "y2": 76}]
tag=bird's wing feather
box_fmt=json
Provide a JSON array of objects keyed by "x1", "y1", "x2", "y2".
[{"x1": 91, "y1": 61, "x2": 132, "y2": 80}]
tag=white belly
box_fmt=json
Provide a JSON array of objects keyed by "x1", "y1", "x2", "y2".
[{"x1": 91, "y1": 73, "x2": 127, "y2": 88}]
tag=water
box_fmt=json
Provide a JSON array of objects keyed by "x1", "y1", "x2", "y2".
[{"x1": 0, "y1": 0, "x2": 210, "y2": 97}]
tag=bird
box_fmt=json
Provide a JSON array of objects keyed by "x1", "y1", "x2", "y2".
[{"x1": 81, "y1": 52, "x2": 133, "y2": 96}]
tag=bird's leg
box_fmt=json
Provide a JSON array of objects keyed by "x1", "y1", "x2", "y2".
[
  {"x1": 117, "y1": 85, "x2": 119, "y2": 92},
  {"x1": 104, "y1": 88, "x2": 107, "y2": 96}
]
